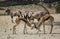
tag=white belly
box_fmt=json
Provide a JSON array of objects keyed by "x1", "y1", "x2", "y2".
[
  {"x1": 13, "y1": 16, "x2": 18, "y2": 23},
  {"x1": 34, "y1": 19, "x2": 38, "y2": 23}
]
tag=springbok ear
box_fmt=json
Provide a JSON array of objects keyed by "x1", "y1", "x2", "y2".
[{"x1": 5, "y1": 8, "x2": 10, "y2": 11}]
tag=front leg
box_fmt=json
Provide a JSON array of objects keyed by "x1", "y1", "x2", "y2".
[
  {"x1": 13, "y1": 24, "x2": 18, "y2": 34},
  {"x1": 36, "y1": 26, "x2": 41, "y2": 34},
  {"x1": 31, "y1": 23, "x2": 41, "y2": 33},
  {"x1": 23, "y1": 23, "x2": 28, "y2": 34},
  {"x1": 42, "y1": 22, "x2": 45, "y2": 34},
  {"x1": 11, "y1": 16, "x2": 14, "y2": 23},
  {"x1": 36, "y1": 17, "x2": 45, "y2": 33}
]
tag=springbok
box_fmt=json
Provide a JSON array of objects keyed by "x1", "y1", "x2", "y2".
[
  {"x1": 20, "y1": 11, "x2": 34, "y2": 34},
  {"x1": 13, "y1": 10, "x2": 54, "y2": 34},
  {"x1": 12, "y1": 11, "x2": 41, "y2": 34},
  {"x1": 20, "y1": 9, "x2": 54, "y2": 34},
  {"x1": 30, "y1": 4, "x2": 54, "y2": 34},
  {"x1": 13, "y1": 4, "x2": 54, "y2": 34},
  {"x1": 5, "y1": 8, "x2": 23, "y2": 23},
  {"x1": 13, "y1": 17, "x2": 32, "y2": 34},
  {"x1": 31, "y1": 14, "x2": 54, "y2": 34},
  {"x1": 22, "y1": 11, "x2": 30, "y2": 34}
]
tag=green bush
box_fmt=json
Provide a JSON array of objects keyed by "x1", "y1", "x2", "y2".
[
  {"x1": 48, "y1": 3, "x2": 52, "y2": 8},
  {"x1": 56, "y1": 6, "x2": 60, "y2": 13}
]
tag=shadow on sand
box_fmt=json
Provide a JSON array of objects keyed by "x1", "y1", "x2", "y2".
[
  {"x1": 45, "y1": 22, "x2": 60, "y2": 26},
  {"x1": 23, "y1": 33, "x2": 60, "y2": 35},
  {"x1": 54, "y1": 22, "x2": 60, "y2": 26}
]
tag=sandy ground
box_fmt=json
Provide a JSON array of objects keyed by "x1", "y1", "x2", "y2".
[{"x1": 0, "y1": 14, "x2": 60, "y2": 39}]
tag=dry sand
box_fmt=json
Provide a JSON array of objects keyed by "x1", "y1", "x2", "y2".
[{"x1": 0, "y1": 14, "x2": 60, "y2": 39}]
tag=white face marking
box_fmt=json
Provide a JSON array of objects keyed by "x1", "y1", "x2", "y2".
[
  {"x1": 28, "y1": 13, "x2": 31, "y2": 17},
  {"x1": 13, "y1": 16, "x2": 18, "y2": 23}
]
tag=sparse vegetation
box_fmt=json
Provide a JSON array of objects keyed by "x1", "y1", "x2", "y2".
[
  {"x1": 56, "y1": 6, "x2": 60, "y2": 13},
  {"x1": 56, "y1": 2, "x2": 60, "y2": 13}
]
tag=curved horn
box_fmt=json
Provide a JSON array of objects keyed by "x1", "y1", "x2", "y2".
[{"x1": 35, "y1": 3, "x2": 50, "y2": 14}]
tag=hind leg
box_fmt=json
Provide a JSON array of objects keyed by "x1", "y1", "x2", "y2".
[
  {"x1": 11, "y1": 16, "x2": 14, "y2": 23},
  {"x1": 13, "y1": 24, "x2": 18, "y2": 34},
  {"x1": 49, "y1": 16, "x2": 54, "y2": 34},
  {"x1": 13, "y1": 17, "x2": 20, "y2": 34},
  {"x1": 50, "y1": 20, "x2": 54, "y2": 34},
  {"x1": 50, "y1": 23, "x2": 53, "y2": 34},
  {"x1": 23, "y1": 23, "x2": 28, "y2": 34},
  {"x1": 42, "y1": 22, "x2": 45, "y2": 34},
  {"x1": 23, "y1": 23, "x2": 26, "y2": 34}
]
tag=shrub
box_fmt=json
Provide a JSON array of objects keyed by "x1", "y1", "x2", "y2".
[
  {"x1": 56, "y1": 6, "x2": 60, "y2": 13},
  {"x1": 48, "y1": 3, "x2": 52, "y2": 8}
]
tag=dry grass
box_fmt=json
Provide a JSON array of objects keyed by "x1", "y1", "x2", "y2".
[{"x1": 0, "y1": 4, "x2": 56, "y2": 14}]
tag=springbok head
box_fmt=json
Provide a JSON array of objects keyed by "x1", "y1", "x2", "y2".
[{"x1": 5, "y1": 8, "x2": 11, "y2": 15}]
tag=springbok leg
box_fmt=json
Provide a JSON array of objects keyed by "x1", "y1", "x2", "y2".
[
  {"x1": 13, "y1": 24, "x2": 18, "y2": 34},
  {"x1": 13, "y1": 17, "x2": 20, "y2": 34},
  {"x1": 42, "y1": 22, "x2": 45, "y2": 34},
  {"x1": 36, "y1": 17, "x2": 44, "y2": 32},
  {"x1": 36, "y1": 14, "x2": 49, "y2": 33},
  {"x1": 49, "y1": 16, "x2": 54, "y2": 34},
  {"x1": 23, "y1": 23, "x2": 28, "y2": 34},
  {"x1": 50, "y1": 22, "x2": 53, "y2": 34},
  {"x1": 11, "y1": 16, "x2": 14, "y2": 23}
]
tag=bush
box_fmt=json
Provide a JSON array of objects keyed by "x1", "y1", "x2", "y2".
[
  {"x1": 48, "y1": 3, "x2": 52, "y2": 8},
  {"x1": 56, "y1": 6, "x2": 60, "y2": 13}
]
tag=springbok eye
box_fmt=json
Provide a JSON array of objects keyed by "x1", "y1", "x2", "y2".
[{"x1": 5, "y1": 10, "x2": 7, "y2": 12}]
